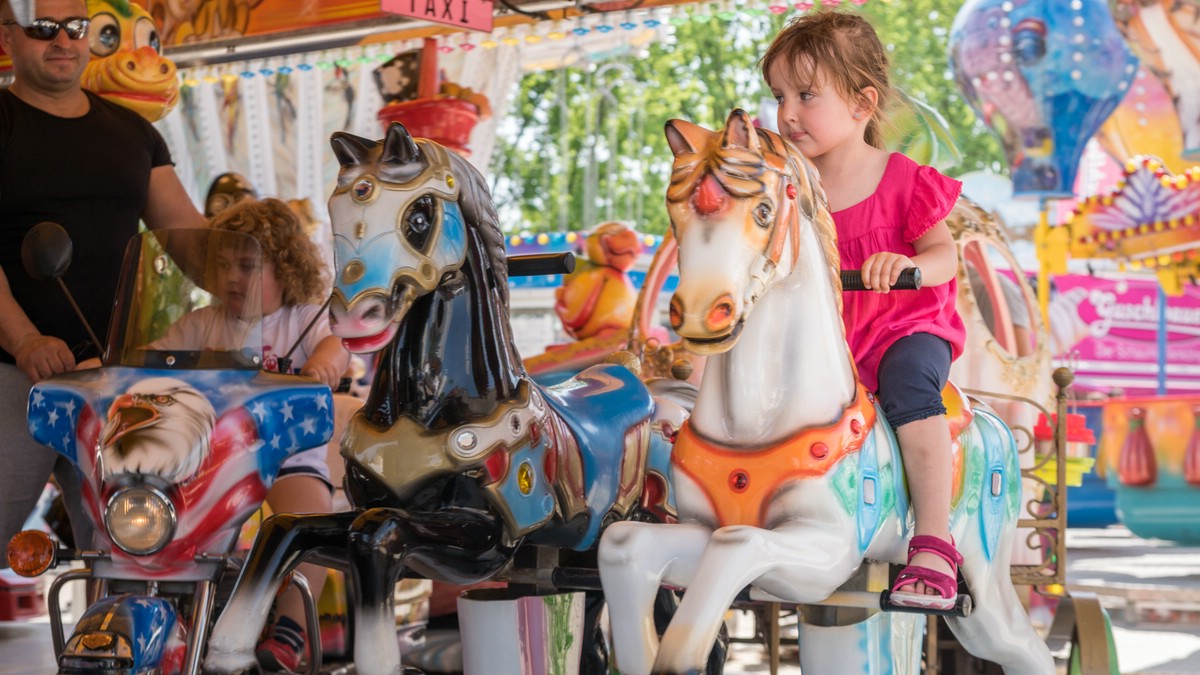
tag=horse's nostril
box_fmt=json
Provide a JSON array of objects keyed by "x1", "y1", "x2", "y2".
[
  {"x1": 669, "y1": 298, "x2": 684, "y2": 329},
  {"x1": 706, "y1": 298, "x2": 735, "y2": 331}
]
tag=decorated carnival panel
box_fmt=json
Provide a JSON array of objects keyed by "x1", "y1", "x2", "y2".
[
  {"x1": 142, "y1": 0, "x2": 388, "y2": 47},
  {"x1": 0, "y1": 0, "x2": 390, "y2": 70}
]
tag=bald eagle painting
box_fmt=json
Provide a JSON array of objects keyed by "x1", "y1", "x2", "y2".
[{"x1": 99, "y1": 377, "x2": 217, "y2": 482}]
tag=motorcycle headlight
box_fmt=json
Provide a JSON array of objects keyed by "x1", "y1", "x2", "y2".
[{"x1": 104, "y1": 486, "x2": 176, "y2": 555}]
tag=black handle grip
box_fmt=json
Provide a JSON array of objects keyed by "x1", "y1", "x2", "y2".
[
  {"x1": 509, "y1": 252, "x2": 576, "y2": 277},
  {"x1": 841, "y1": 267, "x2": 922, "y2": 291}
]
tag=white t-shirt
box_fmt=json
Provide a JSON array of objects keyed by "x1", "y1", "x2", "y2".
[{"x1": 150, "y1": 304, "x2": 333, "y2": 373}]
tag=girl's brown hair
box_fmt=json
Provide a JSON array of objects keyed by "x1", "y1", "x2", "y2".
[
  {"x1": 759, "y1": 10, "x2": 894, "y2": 149},
  {"x1": 211, "y1": 197, "x2": 329, "y2": 306}
]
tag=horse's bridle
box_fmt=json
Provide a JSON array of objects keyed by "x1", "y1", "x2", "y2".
[{"x1": 746, "y1": 156, "x2": 804, "y2": 307}]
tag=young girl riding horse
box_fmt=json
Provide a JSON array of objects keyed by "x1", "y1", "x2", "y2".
[{"x1": 763, "y1": 9, "x2": 966, "y2": 610}]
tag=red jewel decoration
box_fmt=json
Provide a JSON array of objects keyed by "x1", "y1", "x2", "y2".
[
  {"x1": 661, "y1": 421, "x2": 678, "y2": 443},
  {"x1": 729, "y1": 470, "x2": 750, "y2": 493},
  {"x1": 850, "y1": 418, "x2": 862, "y2": 434},
  {"x1": 785, "y1": 183, "x2": 797, "y2": 200},
  {"x1": 530, "y1": 421, "x2": 541, "y2": 445},
  {"x1": 811, "y1": 442, "x2": 829, "y2": 459}
]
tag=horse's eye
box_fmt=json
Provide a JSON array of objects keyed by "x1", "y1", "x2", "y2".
[
  {"x1": 754, "y1": 202, "x2": 773, "y2": 227},
  {"x1": 403, "y1": 195, "x2": 436, "y2": 251}
]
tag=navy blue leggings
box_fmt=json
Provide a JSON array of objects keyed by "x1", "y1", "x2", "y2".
[{"x1": 876, "y1": 333, "x2": 952, "y2": 428}]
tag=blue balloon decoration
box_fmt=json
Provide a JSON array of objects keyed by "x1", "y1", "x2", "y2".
[{"x1": 949, "y1": 0, "x2": 1139, "y2": 199}]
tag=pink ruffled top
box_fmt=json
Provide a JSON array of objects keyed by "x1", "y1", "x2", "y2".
[{"x1": 833, "y1": 152, "x2": 966, "y2": 393}]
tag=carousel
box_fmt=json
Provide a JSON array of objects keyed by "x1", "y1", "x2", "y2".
[{"x1": 7, "y1": 0, "x2": 1200, "y2": 674}]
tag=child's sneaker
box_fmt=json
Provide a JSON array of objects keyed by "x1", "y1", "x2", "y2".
[{"x1": 256, "y1": 615, "x2": 307, "y2": 673}]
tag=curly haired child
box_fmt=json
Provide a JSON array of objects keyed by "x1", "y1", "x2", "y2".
[
  {"x1": 215, "y1": 198, "x2": 348, "y2": 670},
  {"x1": 153, "y1": 197, "x2": 348, "y2": 670}
]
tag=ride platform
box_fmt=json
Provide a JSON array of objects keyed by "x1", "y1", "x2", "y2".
[{"x1": 1, "y1": 525, "x2": 1198, "y2": 673}]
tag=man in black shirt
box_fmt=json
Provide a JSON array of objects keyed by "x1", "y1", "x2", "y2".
[{"x1": 0, "y1": 0, "x2": 205, "y2": 561}]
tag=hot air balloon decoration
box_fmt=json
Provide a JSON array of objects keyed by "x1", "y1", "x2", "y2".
[
  {"x1": 1110, "y1": 0, "x2": 1200, "y2": 161},
  {"x1": 950, "y1": 0, "x2": 1139, "y2": 199}
]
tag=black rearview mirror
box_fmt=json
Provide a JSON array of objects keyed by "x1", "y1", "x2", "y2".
[{"x1": 21, "y1": 221, "x2": 73, "y2": 281}]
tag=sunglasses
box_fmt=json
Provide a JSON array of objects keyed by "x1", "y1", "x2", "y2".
[{"x1": 1, "y1": 17, "x2": 90, "y2": 41}]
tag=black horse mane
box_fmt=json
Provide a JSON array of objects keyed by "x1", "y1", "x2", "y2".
[{"x1": 446, "y1": 148, "x2": 510, "y2": 308}]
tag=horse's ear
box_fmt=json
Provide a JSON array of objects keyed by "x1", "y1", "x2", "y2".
[
  {"x1": 665, "y1": 119, "x2": 709, "y2": 157},
  {"x1": 382, "y1": 122, "x2": 423, "y2": 165},
  {"x1": 330, "y1": 132, "x2": 376, "y2": 168},
  {"x1": 721, "y1": 109, "x2": 759, "y2": 150}
]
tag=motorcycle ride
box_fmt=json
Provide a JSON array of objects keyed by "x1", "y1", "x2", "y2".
[{"x1": 7, "y1": 225, "x2": 334, "y2": 674}]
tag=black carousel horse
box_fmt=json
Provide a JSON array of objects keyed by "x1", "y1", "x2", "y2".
[{"x1": 203, "y1": 123, "x2": 700, "y2": 674}]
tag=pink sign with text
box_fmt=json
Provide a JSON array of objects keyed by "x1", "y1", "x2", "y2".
[
  {"x1": 1050, "y1": 274, "x2": 1200, "y2": 394},
  {"x1": 382, "y1": 0, "x2": 494, "y2": 32}
]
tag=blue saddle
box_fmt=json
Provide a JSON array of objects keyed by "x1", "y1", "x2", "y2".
[{"x1": 540, "y1": 363, "x2": 655, "y2": 547}]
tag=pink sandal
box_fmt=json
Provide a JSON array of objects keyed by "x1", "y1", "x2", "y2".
[{"x1": 888, "y1": 535, "x2": 963, "y2": 611}]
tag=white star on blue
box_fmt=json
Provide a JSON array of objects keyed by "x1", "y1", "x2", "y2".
[
  {"x1": 250, "y1": 401, "x2": 268, "y2": 421},
  {"x1": 249, "y1": 389, "x2": 334, "y2": 481}
]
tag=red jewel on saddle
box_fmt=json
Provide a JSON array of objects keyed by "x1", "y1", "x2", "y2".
[
  {"x1": 850, "y1": 418, "x2": 862, "y2": 434},
  {"x1": 810, "y1": 442, "x2": 829, "y2": 459},
  {"x1": 785, "y1": 183, "x2": 797, "y2": 200},
  {"x1": 729, "y1": 469, "x2": 750, "y2": 493}
]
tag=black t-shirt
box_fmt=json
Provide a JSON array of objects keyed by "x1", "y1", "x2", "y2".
[{"x1": 0, "y1": 89, "x2": 172, "y2": 363}]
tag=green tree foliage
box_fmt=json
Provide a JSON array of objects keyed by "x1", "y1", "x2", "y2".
[{"x1": 490, "y1": 0, "x2": 1006, "y2": 236}]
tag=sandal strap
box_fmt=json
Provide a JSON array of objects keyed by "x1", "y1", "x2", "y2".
[
  {"x1": 893, "y1": 565, "x2": 958, "y2": 600},
  {"x1": 907, "y1": 534, "x2": 963, "y2": 569}
]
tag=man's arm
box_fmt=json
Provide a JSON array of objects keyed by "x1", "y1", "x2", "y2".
[
  {"x1": 0, "y1": 264, "x2": 74, "y2": 381},
  {"x1": 142, "y1": 165, "x2": 207, "y2": 231}
]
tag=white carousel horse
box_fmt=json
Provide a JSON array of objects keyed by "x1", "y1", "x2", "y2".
[{"x1": 597, "y1": 109, "x2": 1054, "y2": 675}]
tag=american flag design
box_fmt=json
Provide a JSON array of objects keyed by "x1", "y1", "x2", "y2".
[{"x1": 28, "y1": 366, "x2": 333, "y2": 576}]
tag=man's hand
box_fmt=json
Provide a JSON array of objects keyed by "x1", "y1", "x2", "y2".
[{"x1": 15, "y1": 335, "x2": 75, "y2": 382}]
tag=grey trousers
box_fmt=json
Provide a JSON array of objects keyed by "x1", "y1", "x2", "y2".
[{"x1": 0, "y1": 363, "x2": 93, "y2": 563}]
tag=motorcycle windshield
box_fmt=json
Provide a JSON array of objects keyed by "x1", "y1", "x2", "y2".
[{"x1": 105, "y1": 229, "x2": 264, "y2": 370}]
